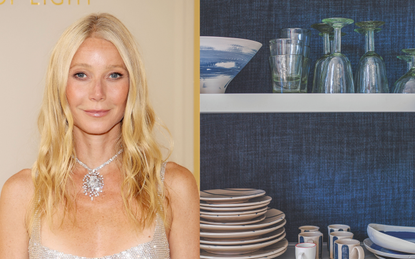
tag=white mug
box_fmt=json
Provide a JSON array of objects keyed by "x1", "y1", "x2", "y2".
[
  {"x1": 334, "y1": 239, "x2": 364, "y2": 259},
  {"x1": 329, "y1": 231, "x2": 354, "y2": 259},
  {"x1": 296, "y1": 242, "x2": 317, "y2": 259},
  {"x1": 299, "y1": 225, "x2": 320, "y2": 232},
  {"x1": 298, "y1": 231, "x2": 323, "y2": 259}
]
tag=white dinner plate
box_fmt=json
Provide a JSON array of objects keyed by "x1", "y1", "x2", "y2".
[
  {"x1": 200, "y1": 227, "x2": 285, "y2": 246},
  {"x1": 200, "y1": 208, "x2": 268, "y2": 222},
  {"x1": 200, "y1": 231, "x2": 286, "y2": 255},
  {"x1": 200, "y1": 214, "x2": 266, "y2": 226},
  {"x1": 363, "y1": 238, "x2": 415, "y2": 259},
  {"x1": 200, "y1": 209, "x2": 285, "y2": 231},
  {"x1": 200, "y1": 200, "x2": 270, "y2": 212},
  {"x1": 367, "y1": 223, "x2": 415, "y2": 253},
  {"x1": 200, "y1": 219, "x2": 286, "y2": 239},
  {"x1": 200, "y1": 188, "x2": 266, "y2": 204},
  {"x1": 200, "y1": 195, "x2": 272, "y2": 208},
  {"x1": 200, "y1": 238, "x2": 288, "y2": 259},
  {"x1": 200, "y1": 206, "x2": 267, "y2": 216}
]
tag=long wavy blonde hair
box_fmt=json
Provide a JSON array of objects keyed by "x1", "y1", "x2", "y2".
[{"x1": 27, "y1": 13, "x2": 170, "y2": 234}]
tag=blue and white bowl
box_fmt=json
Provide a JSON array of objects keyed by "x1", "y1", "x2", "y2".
[{"x1": 200, "y1": 36, "x2": 262, "y2": 93}]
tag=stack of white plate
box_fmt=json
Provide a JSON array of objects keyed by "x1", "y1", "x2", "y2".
[
  {"x1": 363, "y1": 223, "x2": 415, "y2": 259},
  {"x1": 200, "y1": 188, "x2": 288, "y2": 259}
]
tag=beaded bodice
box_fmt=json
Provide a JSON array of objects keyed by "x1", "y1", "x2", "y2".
[{"x1": 28, "y1": 163, "x2": 170, "y2": 259}]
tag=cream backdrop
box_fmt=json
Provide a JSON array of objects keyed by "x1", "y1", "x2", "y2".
[{"x1": 0, "y1": 0, "x2": 195, "y2": 190}]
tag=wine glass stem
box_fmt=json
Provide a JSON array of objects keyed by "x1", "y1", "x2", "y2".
[
  {"x1": 333, "y1": 27, "x2": 341, "y2": 53},
  {"x1": 365, "y1": 29, "x2": 375, "y2": 53},
  {"x1": 323, "y1": 33, "x2": 330, "y2": 55},
  {"x1": 411, "y1": 56, "x2": 415, "y2": 69}
]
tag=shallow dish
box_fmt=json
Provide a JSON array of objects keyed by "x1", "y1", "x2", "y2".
[
  {"x1": 200, "y1": 214, "x2": 266, "y2": 226},
  {"x1": 200, "y1": 209, "x2": 285, "y2": 231},
  {"x1": 367, "y1": 223, "x2": 415, "y2": 253},
  {"x1": 200, "y1": 221, "x2": 284, "y2": 239},
  {"x1": 200, "y1": 231, "x2": 285, "y2": 255},
  {"x1": 200, "y1": 238, "x2": 288, "y2": 259},
  {"x1": 200, "y1": 188, "x2": 265, "y2": 204},
  {"x1": 200, "y1": 195, "x2": 272, "y2": 208},
  {"x1": 200, "y1": 206, "x2": 267, "y2": 216},
  {"x1": 200, "y1": 208, "x2": 267, "y2": 222},
  {"x1": 200, "y1": 202, "x2": 269, "y2": 212},
  {"x1": 200, "y1": 227, "x2": 285, "y2": 246},
  {"x1": 363, "y1": 238, "x2": 415, "y2": 259}
]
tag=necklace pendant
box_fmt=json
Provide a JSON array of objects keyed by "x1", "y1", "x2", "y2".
[{"x1": 82, "y1": 169, "x2": 104, "y2": 200}]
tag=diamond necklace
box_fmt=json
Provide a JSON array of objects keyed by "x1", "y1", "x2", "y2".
[{"x1": 75, "y1": 149, "x2": 123, "y2": 200}]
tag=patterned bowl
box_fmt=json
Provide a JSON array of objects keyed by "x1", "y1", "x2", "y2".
[{"x1": 200, "y1": 36, "x2": 262, "y2": 94}]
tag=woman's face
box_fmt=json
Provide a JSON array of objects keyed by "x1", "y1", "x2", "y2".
[{"x1": 66, "y1": 37, "x2": 129, "y2": 136}]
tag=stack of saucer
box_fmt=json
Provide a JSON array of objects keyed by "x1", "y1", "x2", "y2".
[{"x1": 200, "y1": 188, "x2": 288, "y2": 259}]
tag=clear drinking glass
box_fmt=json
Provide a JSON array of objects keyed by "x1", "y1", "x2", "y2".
[
  {"x1": 354, "y1": 21, "x2": 389, "y2": 93},
  {"x1": 270, "y1": 54, "x2": 303, "y2": 93},
  {"x1": 280, "y1": 28, "x2": 311, "y2": 93},
  {"x1": 393, "y1": 49, "x2": 415, "y2": 93},
  {"x1": 269, "y1": 38, "x2": 304, "y2": 56},
  {"x1": 311, "y1": 23, "x2": 333, "y2": 93},
  {"x1": 320, "y1": 18, "x2": 355, "y2": 93},
  {"x1": 397, "y1": 55, "x2": 412, "y2": 72}
]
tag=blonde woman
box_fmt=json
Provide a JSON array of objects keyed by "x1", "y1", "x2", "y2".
[{"x1": 0, "y1": 13, "x2": 199, "y2": 258}]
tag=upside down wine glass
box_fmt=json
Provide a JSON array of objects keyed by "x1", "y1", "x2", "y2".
[
  {"x1": 397, "y1": 55, "x2": 412, "y2": 72},
  {"x1": 320, "y1": 18, "x2": 355, "y2": 93},
  {"x1": 394, "y1": 49, "x2": 415, "y2": 93},
  {"x1": 311, "y1": 23, "x2": 333, "y2": 93},
  {"x1": 354, "y1": 21, "x2": 389, "y2": 93}
]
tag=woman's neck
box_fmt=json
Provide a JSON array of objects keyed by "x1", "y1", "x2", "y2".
[{"x1": 72, "y1": 125, "x2": 122, "y2": 169}]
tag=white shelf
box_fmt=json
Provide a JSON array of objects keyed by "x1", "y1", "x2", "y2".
[{"x1": 200, "y1": 94, "x2": 415, "y2": 113}]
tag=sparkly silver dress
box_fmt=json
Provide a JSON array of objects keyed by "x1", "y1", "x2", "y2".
[{"x1": 28, "y1": 164, "x2": 170, "y2": 259}]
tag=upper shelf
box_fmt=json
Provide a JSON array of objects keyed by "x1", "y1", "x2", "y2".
[{"x1": 200, "y1": 94, "x2": 415, "y2": 113}]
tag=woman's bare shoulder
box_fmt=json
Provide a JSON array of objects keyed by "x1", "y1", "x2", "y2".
[
  {"x1": 0, "y1": 169, "x2": 34, "y2": 213},
  {"x1": 163, "y1": 162, "x2": 200, "y2": 258},
  {"x1": 1, "y1": 169, "x2": 34, "y2": 200},
  {"x1": 0, "y1": 169, "x2": 33, "y2": 257},
  {"x1": 164, "y1": 162, "x2": 197, "y2": 193}
]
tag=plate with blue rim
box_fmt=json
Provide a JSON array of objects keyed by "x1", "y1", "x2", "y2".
[
  {"x1": 200, "y1": 188, "x2": 266, "y2": 204},
  {"x1": 363, "y1": 238, "x2": 415, "y2": 259}
]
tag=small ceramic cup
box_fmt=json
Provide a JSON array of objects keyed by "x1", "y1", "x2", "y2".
[
  {"x1": 329, "y1": 231, "x2": 354, "y2": 259},
  {"x1": 299, "y1": 225, "x2": 320, "y2": 232},
  {"x1": 299, "y1": 231, "x2": 323, "y2": 259},
  {"x1": 296, "y1": 242, "x2": 317, "y2": 259},
  {"x1": 334, "y1": 239, "x2": 364, "y2": 259},
  {"x1": 327, "y1": 224, "x2": 351, "y2": 251}
]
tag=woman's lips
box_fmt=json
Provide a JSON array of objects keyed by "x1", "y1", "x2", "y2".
[{"x1": 84, "y1": 110, "x2": 110, "y2": 117}]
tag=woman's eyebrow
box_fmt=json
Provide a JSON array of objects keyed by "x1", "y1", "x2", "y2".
[
  {"x1": 106, "y1": 64, "x2": 127, "y2": 70},
  {"x1": 70, "y1": 63, "x2": 91, "y2": 69}
]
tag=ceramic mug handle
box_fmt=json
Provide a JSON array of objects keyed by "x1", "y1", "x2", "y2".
[{"x1": 353, "y1": 246, "x2": 365, "y2": 259}]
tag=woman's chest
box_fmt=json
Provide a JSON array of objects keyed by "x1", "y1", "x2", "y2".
[{"x1": 40, "y1": 198, "x2": 155, "y2": 257}]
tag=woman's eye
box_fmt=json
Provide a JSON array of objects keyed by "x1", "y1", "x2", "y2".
[
  {"x1": 74, "y1": 72, "x2": 87, "y2": 79},
  {"x1": 109, "y1": 72, "x2": 122, "y2": 79}
]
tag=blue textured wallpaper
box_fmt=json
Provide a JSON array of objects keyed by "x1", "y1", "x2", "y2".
[
  {"x1": 200, "y1": 113, "x2": 415, "y2": 242},
  {"x1": 200, "y1": 0, "x2": 415, "y2": 93}
]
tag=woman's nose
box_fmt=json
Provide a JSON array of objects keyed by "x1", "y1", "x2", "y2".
[{"x1": 90, "y1": 79, "x2": 106, "y2": 101}]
